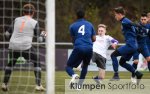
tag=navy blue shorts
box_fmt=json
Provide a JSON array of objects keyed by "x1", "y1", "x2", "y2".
[
  {"x1": 147, "y1": 44, "x2": 150, "y2": 52},
  {"x1": 117, "y1": 44, "x2": 137, "y2": 61},
  {"x1": 67, "y1": 46, "x2": 93, "y2": 68},
  {"x1": 132, "y1": 51, "x2": 139, "y2": 60},
  {"x1": 138, "y1": 44, "x2": 150, "y2": 58},
  {"x1": 146, "y1": 37, "x2": 150, "y2": 52}
]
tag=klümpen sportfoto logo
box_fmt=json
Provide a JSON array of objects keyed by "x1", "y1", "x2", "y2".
[
  {"x1": 65, "y1": 79, "x2": 149, "y2": 94},
  {"x1": 69, "y1": 82, "x2": 145, "y2": 91}
]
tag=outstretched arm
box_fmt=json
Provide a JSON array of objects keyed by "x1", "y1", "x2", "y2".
[
  {"x1": 5, "y1": 21, "x2": 14, "y2": 40},
  {"x1": 34, "y1": 23, "x2": 46, "y2": 42},
  {"x1": 109, "y1": 36, "x2": 119, "y2": 49}
]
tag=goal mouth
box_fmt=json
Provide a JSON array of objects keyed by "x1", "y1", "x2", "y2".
[{"x1": 0, "y1": 0, "x2": 48, "y2": 94}]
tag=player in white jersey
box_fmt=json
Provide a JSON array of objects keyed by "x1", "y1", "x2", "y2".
[
  {"x1": 1, "y1": 4, "x2": 46, "y2": 91},
  {"x1": 92, "y1": 24, "x2": 118, "y2": 83}
]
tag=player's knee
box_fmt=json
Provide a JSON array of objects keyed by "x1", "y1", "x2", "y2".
[
  {"x1": 34, "y1": 67, "x2": 41, "y2": 71},
  {"x1": 5, "y1": 66, "x2": 13, "y2": 71},
  {"x1": 119, "y1": 57, "x2": 126, "y2": 66}
]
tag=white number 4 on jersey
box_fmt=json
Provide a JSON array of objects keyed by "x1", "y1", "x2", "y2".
[{"x1": 78, "y1": 25, "x2": 85, "y2": 35}]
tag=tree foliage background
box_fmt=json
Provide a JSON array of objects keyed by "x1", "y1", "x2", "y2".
[
  {"x1": 0, "y1": 0, "x2": 150, "y2": 44},
  {"x1": 56, "y1": 0, "x2": 150, "y2": 43}
]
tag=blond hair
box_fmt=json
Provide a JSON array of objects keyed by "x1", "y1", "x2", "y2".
[{"x1": 98, "y1": 24, "x2": 107, "y2": 29}]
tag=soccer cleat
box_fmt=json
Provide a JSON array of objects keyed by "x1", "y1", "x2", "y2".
[
  {"x1": 70, "y1": 74, "x2": 79, "y2": 84},
  {"x1": 110, "y1": 75, "x2": 120, "y2": 81},
  {"x1": 135, "y1": 71, "x2": 143, "y2": 85},
  {"x1": 35, "y1": 85, "x2": 46, "y2": 91},
  {"x1": 131, "y1": 77, "x2": 137, "y2": 84},
  {"x1": 69, "y1": 74, "x2": 80, "y2": 90},
  {"x1": 1, "y1": 83, "x2": 9, "y2": 92},
  {"x1": 92, "y1": 77, "x2": 100, "y2": 84}
]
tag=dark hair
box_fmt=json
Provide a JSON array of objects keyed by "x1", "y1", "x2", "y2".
[
  {"x1": 141, "y1": 13, "x2": 147, "y2": 17},
  {"x1": 23, "y1": 4, "x2": 35, "y2": 15},
  {"x1": 114, "y1": 6, "x2": 125, "y2": 15},
  {"x1": 76, "y1": 9, "x2": 85, "y2": 19}
]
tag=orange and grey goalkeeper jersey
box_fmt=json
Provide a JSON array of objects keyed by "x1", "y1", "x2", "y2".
[{"x1": 9, "y1": 16, "x2": 39, "y2": 50}]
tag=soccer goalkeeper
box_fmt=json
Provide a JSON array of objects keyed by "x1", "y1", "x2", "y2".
[{"x1": 1, "y1": 4, "x2": 46, "y2": 91}]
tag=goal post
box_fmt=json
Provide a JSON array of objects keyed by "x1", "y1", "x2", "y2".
[{"x1": 46, "y1": 0, "x2": 55, "y2": 94}]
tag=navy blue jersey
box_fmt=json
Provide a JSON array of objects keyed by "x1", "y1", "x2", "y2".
[
  {"x1": 121, "y1": 17, "x2": 137, "y2": 46},
  {"x1": 136, "y1": 23, "x2": 150, "y2": 45},
  {"x1": 146, "y1": 36, "x2": 150, "y2": 45},
  {"x1": 69, "y1": 19, "x2": 96, "y2": 48},
  {"x1": 146, "y1": 24, "x2": 150, "y2": 45}
]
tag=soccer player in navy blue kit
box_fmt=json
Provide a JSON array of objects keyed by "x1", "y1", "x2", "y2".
[
  {"x1": 110, "y1": 7, "x2": 143, "y2": 84},
  {"x1": 65, "y1": 9, "x2": 96, "y2": 86},
  {"x1": 146, "y1": 12, "x2": 150, "y2": 71},
  {"x1": 131, "y1": 13, "x2": 150, "y2": 83},
  {"x1": 132, "y1": 13, "x2": 150, "y2": 70}
]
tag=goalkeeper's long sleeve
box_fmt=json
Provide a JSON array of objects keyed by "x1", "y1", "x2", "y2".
[
  {"x1": 34, "y1": 23, "x2": 46, "y2": 42},
  {"x1": 5, "y1": 21, "x2": 14, "y2": 40}
]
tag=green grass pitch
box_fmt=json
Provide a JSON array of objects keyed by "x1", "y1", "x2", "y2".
[
  {"x1": 0, "y1": 71, "x2": 46, "y2": 94},
  {"x1": 0, "y1": 71, "x2": 149, "y2": 94},
  {"x1": 55, "y1": 71, "x2": 150, "y2": 94}
]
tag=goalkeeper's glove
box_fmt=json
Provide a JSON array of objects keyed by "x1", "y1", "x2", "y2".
[
  {"x1": 5, "y1": 31, "x2": 11, "y2": 40},
  {"x1": 38, "y1": 31, "x2": 47, "y2": 42}
]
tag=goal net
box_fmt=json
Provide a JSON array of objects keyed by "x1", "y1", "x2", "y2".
[{"x1": 0, "y1": 0, "x2": 49, "y2": 94}]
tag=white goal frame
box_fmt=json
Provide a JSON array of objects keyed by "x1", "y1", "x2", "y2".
[{"x1": 46, "y1": 0, "x2": 55, "y2": 94}]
